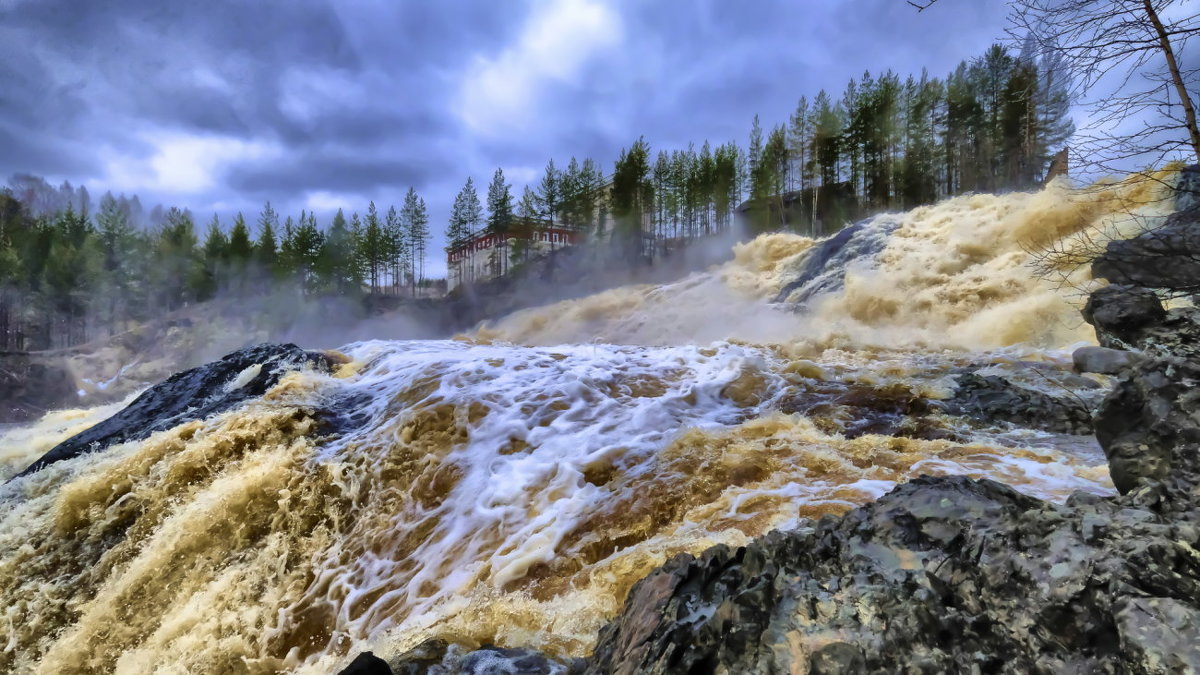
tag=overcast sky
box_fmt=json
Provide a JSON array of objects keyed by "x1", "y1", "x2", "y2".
[{"x1": 0, "y1": 0, "x2": 1011, "y2": 277}]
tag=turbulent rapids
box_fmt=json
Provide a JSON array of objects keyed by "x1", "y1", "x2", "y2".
[{"x1": 0, "y1": 175, "x2": 1179, "y2": 673}]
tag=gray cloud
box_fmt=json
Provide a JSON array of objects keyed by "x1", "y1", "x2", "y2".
[{"x1": 0, "y1": 0, "x2": 1010, "y2": 276}]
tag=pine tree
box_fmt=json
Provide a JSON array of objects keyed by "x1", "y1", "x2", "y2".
[
  {"x1": 560, "y1": 157, "x2": 581, "y2": 230},
  {"x1": 291, "y1": 211, "x2": 325, "y2": 293},
  {"x1": 747, "y1": 115, "x2": 764, "y2": 196},
  {"x1": 486, "y1": 168, "x2": 513, "y2": 277},
  {"x1": 1033, "y1": 37, "x2": 1075, "y2": 180},
  {"x1": 537, "y1": 159, "x2": 560, "y2": 224},
  {"x1": 789, "y1": 96, "x2": 811, "y2": 193},
  {"x1": 513, "y1": 185, "x2": 540, "y2": 267},
  {"x1": 95, "y1": 192, "x2": 139, "y2": 329},
  {"x1": 361, "y1": 201, "x2": 384, "y2": 293},
  {"x1": 157, "y1": 207, "x2": 198, "y2": 310},
  {"x1": 228, "y1": 213, "x2": 253, "y2": 263},
  {"x1": 610, "y1": 138, "x2": 653, "y2": 258},
  {"x1": 400, "y1": 187, "x2": 429, "y2": 294},
  {"x1": 255, "y1": 201, "x2": 279, "y2": 278},
  {"x1": 385, "y1": 204, "x2": 406, "y2": 294},
  {"x1": 319, "y1": 208, "x2": 359, "y2": 294},
  {"x1": 446, "y1": 185, "x2": 469, "y2": 288},
  {"x1": 197, "y1": 214, "x2": 228, "y2": 300}
]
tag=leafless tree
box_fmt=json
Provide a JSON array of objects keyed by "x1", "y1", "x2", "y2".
[
  {"x1": 1008, "y1": 0, "x2": 1199, "y2": 177},
  {"x1": 1008, "y1": 1, "x2": 1200, "y2": 293},
  {"x1": 907, "y1": 0, "x2": 940, "y2": 11}
]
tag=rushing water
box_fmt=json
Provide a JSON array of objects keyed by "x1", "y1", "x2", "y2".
[{"x1": 0, "y1": 172, "x2": 1179, "y2": 673}]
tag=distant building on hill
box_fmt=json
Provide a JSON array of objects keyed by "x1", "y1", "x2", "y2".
[{"x1": 446, "y1": 217, "x2": 584, "y2": 291}]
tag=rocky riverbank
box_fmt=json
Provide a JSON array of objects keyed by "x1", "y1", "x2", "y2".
[
  {"x1": 339, "y1": 173, "x2": 1200, "y2": 674},
  {"x1": 353, "y1": 306, "x2": 1199, "y2": 675}
]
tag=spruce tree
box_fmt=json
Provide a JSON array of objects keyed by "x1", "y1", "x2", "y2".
[
  {"x1": 255, "y1": 202, "x2": 279, "y2": 279},
  {"x1": 513, "y1": 185, "x2": 539, "y2": 266},
  {"x1": 486, "y1": 169, "x2": 513, "y2": 277},
  {"x1": 537, "y1": 159, "x2": 560, "y2": 224},
  {"x1": 319, "y1": 208, "x2": 358, "y2": 294},
  {"x1": 610, "y1": 138, "x2": 653, "y2": 258},
  {"x1": 385, "y1": 204, "x2": 405, "y2": 294},
  {"x1": 361, "y1": 201, "x2": 384, "y2": 293}
]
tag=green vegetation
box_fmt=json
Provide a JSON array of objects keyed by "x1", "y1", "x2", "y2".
[
  {"x1": 0, "y1": 178, "x2": 431, "y2": 351},
  {"x1": 0, "y1": 42, "x2": 1073, "y2": 352}
]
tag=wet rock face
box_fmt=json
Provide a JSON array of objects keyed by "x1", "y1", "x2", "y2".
[
  {"x1": 337, "y1": 651, "x2": 392, "y2": 675},
  {"x1": 1082, "y1": 284, "x2": 1200, "y2": 360},
  {"x1": 10, "y1": 343, "x2": 333, "y2": 480},
  {"x1": 0, "y1": 353, "x2": 76, "y2": 423},
  {"x1": 772, "y1": 218, "x2": 900, "y2": 304},
  {"x1": 1092, "y1": 165, "x2": 1200, "y2": 295},
  {"x1": 1176, "y1": 164, "x2": 1200, "y2": 212},
  {"x1": 1082, "y1": 284, "x2": 1169, "y2": 348},
  {"x1": 1092, "y1": 204, "x2": 1200, "y2": 295},
  {"x1": 1094, "y1": 356, "x2": 1200, "y2": 494},
  {"x1": 944, "y1": 368, "x2": 1099, "y2": 435},
  {"x1": 588, "y1": 476, "x2": 1200, "y2": 674},
  {"x1": 389, "y1": 640, "x2": 585, "y2": 675}
]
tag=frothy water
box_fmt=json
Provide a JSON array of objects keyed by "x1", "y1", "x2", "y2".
[{"x1": 0, "y1": 172, "x2": 1178, "y2": 673}]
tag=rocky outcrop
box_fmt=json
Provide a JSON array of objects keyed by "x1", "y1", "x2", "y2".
[
  {"x1": 10, "y1": 343, "x2": 334, "y2": 480},
  {"x1": 1092, "y1": 165, "x2": 1200, "y2": 295},
  {"x1": 773, "y1": 218, "x2": 899, "y2": 304},
  {"x1": 944, "y1": 368, "x2": 1098, "y2": 435},
  {"x1": 385, "y1": 640, "x2": 584, "y2": 674},
  {"x1": 1093, "y1": 355, "x2": 1200, "y2": 495},
  {"x1": 337, "y1": 651, "x2": 392, "y2": 675},
  {"x1": 1082, "y1": 283, "x2": 1200, "y2": 360},
  {"x1": 340, "y1": 295, "x2": 1200, "y2": 672},
  {"x1": 0, "y1": 352, "x2": 77, "y2": 423},
  {"x1": 1078, "y1": 284, "x2": 1200, "y2": 493},
  {"x1": 589, "y1": 476, "x2": 1200, "y2": 674}
]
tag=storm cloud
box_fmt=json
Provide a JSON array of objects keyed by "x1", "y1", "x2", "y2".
[{"x1": 0, "y1": 0, "x2": 1010, "y2": 275}]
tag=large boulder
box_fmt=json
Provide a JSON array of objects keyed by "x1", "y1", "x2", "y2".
[
  {"x1": 1072, "y1": 345, "x2": 1142, "y2": 375},
  {"x1": 1093, "y1": 355, "x2": 1200, "y2": 494},
  {"x1": 379, "y1": 640, "x2": 584, "y2": 674},
  {"x1": 10, "y1": 343, "x2": 334, "y2": 480},
  {"x1": 587, "y1": 475, "x2": 1200, "y2": 674},
  {"x1": 773, "y1": 218, "x2": 900, "y2": 305},
  {"x1": 0, "y1": 353, "x2": 77, "y2": 423},
  {"x1": 1081, "y1": 284, "x2": 1168, "y2": 348},
  {"x1": 1092, "y1": 166, "x2": 1200, "y2": 294},
  {"x1": 1081, "y1": 284, "x2": 1200, "y2": 359}
]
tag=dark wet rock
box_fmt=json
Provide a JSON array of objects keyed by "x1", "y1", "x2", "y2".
[
  {"x1": 1081, "y1": 284, "x2": 1168, "y2": 347},
  {"x1": 10, "y1": 343, "x2": 333, "y2": 479},
  {"x1": 0, "y1": 353, "x2": 76, "y2": 423},
  {"x1": 587, "y1": 474, "x2": 1200, "y2": 674},
  {"x1": 1092, "y1": 201, "x2": 1200, "y2": 295},
  {"x1": 1082, "y1": 284, "x2": 1200, "y2": 359},
  {"x1": 773, "y1": 217, "x2": 900, "y2": 304},
  {"x1": 1093, "y1": 355, "x2": 1200, "y2": 494},
  {"x1": 944, "y1": 369, "x2": 1096, "y2": 435},
  {"x1": 1176, "y1": 164, "x2": 1200, "y2": 212},
  {"x1": 388, "y1": 639, "x2": 585, "y2": 674},
  {"x1": 1072, "y1": 345, "x2": 1142, "y2": 375},
  {"x1": 777, "y1": 381, "x2": 952, "y2": 440},
  {"x1": 337, "y1": 651, "x2": 392, "y2": 675}
]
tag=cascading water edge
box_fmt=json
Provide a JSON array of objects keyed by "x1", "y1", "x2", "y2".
[{"x1": 0, "y1": 170, "x2": 1181, "y2": 674}]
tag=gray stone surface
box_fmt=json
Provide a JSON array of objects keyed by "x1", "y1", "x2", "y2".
[
  {"x1": 1073, "y1": 345, "x2": 1142, "y2": 375},
  {"x1": 10, "y1": 343, "x2": 333, "y2": 480}
]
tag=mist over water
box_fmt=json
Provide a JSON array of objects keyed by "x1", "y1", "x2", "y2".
[{"x1": 0, "y1": 175, "x2": 1176, "y2": 673}]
